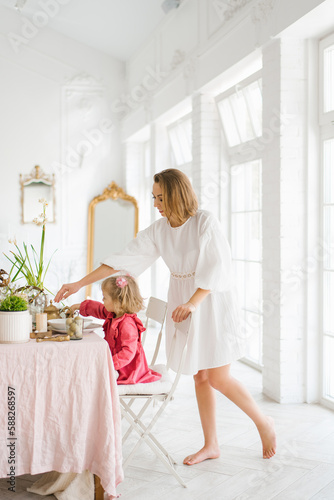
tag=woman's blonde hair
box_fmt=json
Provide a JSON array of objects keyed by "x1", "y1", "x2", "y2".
[
  {"x1": 154, "y1": 168, "x2": 198, "y2": 226},
  {"x1": 101, "y1": 275, "x2": 144, "y2": 316}
]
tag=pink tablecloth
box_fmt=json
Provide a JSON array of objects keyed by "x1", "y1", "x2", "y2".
[{"x1": 0, "y1": 333, "x2": 123, "y2": 497}]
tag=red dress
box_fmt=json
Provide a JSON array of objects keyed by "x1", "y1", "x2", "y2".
[{"x1": 80, "y1": 300, "x2": 161, "y2": 385}]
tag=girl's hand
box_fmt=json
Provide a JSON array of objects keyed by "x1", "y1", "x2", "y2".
[
  {"x1": 55, "y1": 282, "x2": 81, "y2": 303},
  {"x1": 69, "y1": 303, "x2": 81, "y2": 316},
  {"x1": 172, "y1": 302, "x2": 196, "y2": 323}
]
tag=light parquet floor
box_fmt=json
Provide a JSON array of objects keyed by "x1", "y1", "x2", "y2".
[{"x1": 1, "y1": 361, "x2": 334, "y2": 499}]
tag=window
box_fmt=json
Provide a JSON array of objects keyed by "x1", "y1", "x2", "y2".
[
  {"x1": 323, "y1": 42, "x2": 334, "y2": 113},
  {"x1": 216, "y1": 71, "x2": 263, "y2": 369},
  {"x1": 231, "y1": 160, "x2": 263, "y2": 367},
  {"x1": 141, "y1": 141, "x2": 152, "y2": 230},
  {"x1": 124, "y1": 138, "x2": 152, "y2": 301},
  {"x1": 320, "y1": 33, "x2": 334, "y2": 125},
  {"x1": 320, "y1": 34, "x2": 334, "y2": 406},
  {"x1": 167, "y1": 114, "x2": 192, "y2": 178},
  {"x1": 216, "y1": 76, "x2": 262, "y2": 148},
  {"x1": 322, "y1": 137, "x2": 334, "y2": 404}
]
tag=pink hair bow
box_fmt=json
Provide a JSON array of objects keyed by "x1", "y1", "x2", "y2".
[{"x1": 116, "y1": 277, "x2": 128, "y2": 288}]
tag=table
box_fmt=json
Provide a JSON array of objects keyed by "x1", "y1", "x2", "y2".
[{"x1": 0, "y1": 333, "x2": 123, "y2": 498}]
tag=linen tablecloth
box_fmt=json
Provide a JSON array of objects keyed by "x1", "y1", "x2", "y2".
[{"x1": 0, "y1": 333, "x2": 123, "y2": 497}]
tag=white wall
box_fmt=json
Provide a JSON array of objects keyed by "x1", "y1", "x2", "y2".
[{"x1": 0, "y1": 6, "x2": 124, "y2": 300}]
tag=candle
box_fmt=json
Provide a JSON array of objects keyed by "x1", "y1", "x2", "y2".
[{"x1": 36, "y1": 313, "x2": 48, "y2": 332}]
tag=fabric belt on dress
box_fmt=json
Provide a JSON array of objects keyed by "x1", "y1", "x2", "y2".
[{"x1": 170, "y1": 271, "x2": 195, "y2": 279}]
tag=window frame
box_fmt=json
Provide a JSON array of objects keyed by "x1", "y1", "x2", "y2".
[
  {"x1": 319, "y1": 33, "x2": 334, "y2": 126},
  {"x1": 320, "y1": 32, "x2": 334, "y2": 410}
]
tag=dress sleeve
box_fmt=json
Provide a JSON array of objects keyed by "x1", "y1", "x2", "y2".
[
  {"x1": 79, "y1": 300, "x2": 109, "y2": 320},
  {"x1": 112, "y1": 319, "x2": 138, "y2": 370},
  {"x1": 195, "y1": 214, "x2": 232, "y2": 293},
  {"x1": 102, "y1": 224, "x2": 160, "y2": 278}
]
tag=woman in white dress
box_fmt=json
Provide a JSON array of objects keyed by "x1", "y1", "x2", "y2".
[{"x1": 55, "y1": 169, "x2": 276, "y2": 463}]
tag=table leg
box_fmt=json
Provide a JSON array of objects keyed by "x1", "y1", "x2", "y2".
[{"x1": 94, "y1": 474, "x2": 105, "y2": 500}]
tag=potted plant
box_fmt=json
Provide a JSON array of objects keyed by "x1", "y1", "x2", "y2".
[
  {"x1": 4, "y1": 199, "x2": 55, "y2": 290},
  {"x1": 4, "y1": 198, "x2": 56, "y2": 325},
  {"x1": 0, "y1": 294, "x2": 32, "y2": 344}
]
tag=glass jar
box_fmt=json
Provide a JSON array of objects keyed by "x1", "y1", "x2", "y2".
[
  {"x1": 66, "y1": 316, "x2": 83, "y2": 340},
  {"x1": 26, "y1": 287, "x2": 47, "y2": 331}
]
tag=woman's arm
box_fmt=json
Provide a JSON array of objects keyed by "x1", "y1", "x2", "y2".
[
  {"x1": 54, "y1": 264, "x2": 118, "y2": 302},
  {"x1": 172, "y1": 288, "x2": 210, "y2": 323}
]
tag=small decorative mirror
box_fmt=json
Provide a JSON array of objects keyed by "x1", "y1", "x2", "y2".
[
  {"x1": 20, "y1": 166, "x2": 55, "y2": 224},
  {"x1": 86, "y1": 181, "x2": 139, "y2": 298}
]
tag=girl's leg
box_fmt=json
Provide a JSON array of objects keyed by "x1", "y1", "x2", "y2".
[
  {"x1": 183, "y1": 370, "x2": 221, "y2": 465},
  {"x1": 207, "y1": 364, "x2": 276, "y2": 459}
]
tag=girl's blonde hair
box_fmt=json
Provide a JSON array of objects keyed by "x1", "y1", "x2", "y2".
[
  {"x1": 101, "y1": 275, "x2": 144, "y2": 316},
  {"x1": 154, "y1": 168, "x2": 198, "y2": 226}
]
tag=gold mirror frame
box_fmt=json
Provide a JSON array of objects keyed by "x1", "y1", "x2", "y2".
[
  {"x1": 86, "y1": 181, "x2": 139, "y2": 297},
  {"x1": 20, "y1": 165, "x2": 55, "y2": 224}
]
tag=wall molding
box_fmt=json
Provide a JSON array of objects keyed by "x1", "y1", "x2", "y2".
[
  {"x1": 211, "y1": 0, "x2": 253, "y2": 24},
  {"x1": 251, "y1": 0, "x2": 276, "y2": 23}
]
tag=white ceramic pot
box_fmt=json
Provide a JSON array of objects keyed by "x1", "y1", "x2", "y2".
[{"x1": 0, "y1": 310, "x2": 32, "y2": 344}]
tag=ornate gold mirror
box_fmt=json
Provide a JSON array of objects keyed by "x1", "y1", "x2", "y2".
[
  {"x1": 86, "y1": 181, "x2": 139, "y2": 298},
  {"x1": 20, "y1": 165, "x2": 55, "y2": 224}
]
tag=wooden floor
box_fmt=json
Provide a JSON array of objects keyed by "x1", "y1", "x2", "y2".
[{"x1": 1, "y1": 360, "x2": 334, "y2": 499}]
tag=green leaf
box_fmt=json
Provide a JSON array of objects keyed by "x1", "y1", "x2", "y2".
[
  {"x1": 23, "y1": 242, "x2": 34, "y2": 275},
  {"x1": 31, "y1": 244, "x2": 39, "y2": 272},
  {"x1": 14, "y1": 244, "x2": 25, "y2": 262},
  {"x1": 12, "y1": 260, "x2": 26, "y2": 282},
  {"x1": 42, "y1": 249, "x2": 57, "y2": 282}
]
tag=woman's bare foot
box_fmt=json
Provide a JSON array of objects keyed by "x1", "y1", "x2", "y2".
[
  {"x1": 183, "y1": 444, "x2": 220, "y2": 465},
  {"x1": 257, "y1": 416, "x2": 276, "y2": 459}
]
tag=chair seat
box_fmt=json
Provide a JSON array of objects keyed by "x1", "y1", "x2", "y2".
[{"x1": 118, "y1": 364, "x2": 173, "y2": 395}]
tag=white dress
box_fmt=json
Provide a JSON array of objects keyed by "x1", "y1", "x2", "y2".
[{"x1": 103, "y1": 210, "x2": 247, "y2": 375}]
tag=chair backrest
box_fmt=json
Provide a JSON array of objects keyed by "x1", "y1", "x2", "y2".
[
  {"x1": 166, "y1": 315, "x2": 191, "y2": 389},
  {"x1": 166, "y1": 315, "x2": 191, "y2": 371},
  {"x1": 145, "y1": 297, "x2": 168, "y2": 324},
  {"x1": 142, "y1": 297, "x2": 168, "y2": 366}
]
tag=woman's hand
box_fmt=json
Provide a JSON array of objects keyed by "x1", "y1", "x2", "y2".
[
  {"x1": 55, "y1": 265, "x2": 117, "y2": 303},
  {"x1": 172, "y1": 301, "x2": 196, "y2": 323},
  {"x1": 54, "y1": 282, "x2": 81, "y2": 303}
]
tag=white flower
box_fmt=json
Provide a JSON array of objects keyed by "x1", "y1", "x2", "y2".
[{"x1": 33, "y1": 218, "x2": 43, "y2": 227}]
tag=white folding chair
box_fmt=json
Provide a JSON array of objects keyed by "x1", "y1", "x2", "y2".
[
  {"x1": 120, "y1": 296, "x2": 167, "y2": 445},
  {"x1": 142, "y1": 296, "x2": 168, "y2": 366},
  {"x1": 118, "y1": 315, "x2": 191, "y2": 488}
]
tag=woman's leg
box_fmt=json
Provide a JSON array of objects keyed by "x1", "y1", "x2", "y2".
[
  {"x1": 183, "y1": 370, "x2": 221, "y2": 465},
  {"x1": 207, "y1": 364, "x2": 276, "y2": 459}
]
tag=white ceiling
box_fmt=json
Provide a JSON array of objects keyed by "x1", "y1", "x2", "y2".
[{"x1": 0, "y1": 0, "x2": 167, "y2": 60}]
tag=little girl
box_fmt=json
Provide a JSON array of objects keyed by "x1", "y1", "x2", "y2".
[{"x1": 70, "y1": 275, "x2": 161, "y2": 385}]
